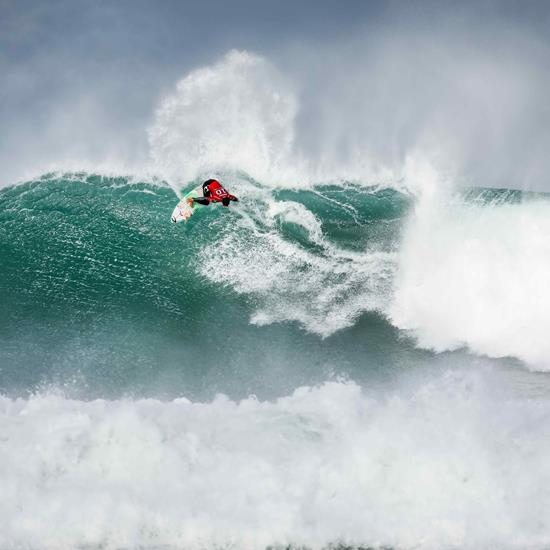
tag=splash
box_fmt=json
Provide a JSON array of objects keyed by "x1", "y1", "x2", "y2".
[{"x1": 148, "y1": 51, "x2": 298, "y2": 187}]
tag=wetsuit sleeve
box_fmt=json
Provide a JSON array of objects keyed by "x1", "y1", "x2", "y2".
[{"x1": 193, "y1": 197, "x2": 210, "y2": 205}]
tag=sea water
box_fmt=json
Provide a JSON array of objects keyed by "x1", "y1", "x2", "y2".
[{"x1": 2, "y1": 51, "x2": 550, "y2": 549}]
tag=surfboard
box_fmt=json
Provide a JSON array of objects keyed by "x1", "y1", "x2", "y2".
[{"x1": 171, "y1": 185, "x2": 206, "y2": 223}]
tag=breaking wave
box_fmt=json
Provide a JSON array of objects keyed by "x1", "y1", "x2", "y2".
[{"x1": 2, "y1": 371, "x2": 550, "y2": 549}]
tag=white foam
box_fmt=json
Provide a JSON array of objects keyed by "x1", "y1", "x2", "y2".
[
  {"x1": 198, "y1": 180, "x2": 395, "y2": 336},
  {"x1": 2, "y1": 371, "x2": 550, "y2": 549},
  {"x1": 391, "y1": 161, "x2": 550, "y2": 370}
]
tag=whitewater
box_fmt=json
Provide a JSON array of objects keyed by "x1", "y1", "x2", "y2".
[{"x1": 2, "y1": 51, "x2": 550, "y2": 549}]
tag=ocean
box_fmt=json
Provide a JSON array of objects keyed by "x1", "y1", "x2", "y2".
[{"x1": 1, "y1": 170, "x2": 550, "y2": 548}]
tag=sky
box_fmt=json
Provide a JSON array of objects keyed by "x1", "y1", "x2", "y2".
[{"x1": 2, "y1": 0, "x2": 550, "y2": 190}]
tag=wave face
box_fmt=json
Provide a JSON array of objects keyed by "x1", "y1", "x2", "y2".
[
  {"x1": 2, "y1": 172, "x2": 550, "y2": 390},
  {"x1": 0, "y1": 173, "x2": 410, "y2": 399}
]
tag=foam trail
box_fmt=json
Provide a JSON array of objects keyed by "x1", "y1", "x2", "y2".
[
  {"x1": 198, "y1": 177, "x2": 397, "y2": 336},
  {"x1": 2, "y1": 371, "x2": 550, "y2": 549}
]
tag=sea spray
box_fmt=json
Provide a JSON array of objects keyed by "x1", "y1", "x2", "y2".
[
  {"x1": 2, "y1": 370, "x2": 550, "y2": 549},
  {"x1": 148, "y1": 51, "x2": 298, "y2": 187}
]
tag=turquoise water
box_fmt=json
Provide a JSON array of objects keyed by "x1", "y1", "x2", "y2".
[{"x1": 0, "y1": 173, "x2": 425, "y2": 399}]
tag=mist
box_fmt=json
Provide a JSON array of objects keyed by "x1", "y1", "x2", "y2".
[{"x1": 2, "y1": 0, "x2": 550, "y2": 190}]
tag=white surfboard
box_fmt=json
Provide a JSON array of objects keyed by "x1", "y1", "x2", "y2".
[{"x1": 171, "y1": 186, "x2": 204, "y2": 223}]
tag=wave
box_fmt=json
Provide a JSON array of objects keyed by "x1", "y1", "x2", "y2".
[
  {"x1": 0, "y1": 173, "x2": 406, "y2": 327},
  {"x1": 0, "y1": 173, "x2": 411, "y2": 398},
  {"x1": 2, "y1": 171, "x2": 550, "y2": 384},
  {"x1": 145, "y1": 51, "x2": 550, "y2": 370}
]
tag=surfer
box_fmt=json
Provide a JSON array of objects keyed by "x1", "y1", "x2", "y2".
[{"x1": 188, "y1": 179, "x2": 239, "y2": 208}]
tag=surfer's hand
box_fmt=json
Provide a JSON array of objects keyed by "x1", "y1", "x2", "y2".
[{"x1": 187, "y1": 197, "x2": 194, "y2": 207}]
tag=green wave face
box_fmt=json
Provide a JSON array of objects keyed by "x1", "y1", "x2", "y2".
[
  {"x1": 5, "y1": 173, "x2": 531, "y2": 399},
  {"x1": 0, "y1": 174, "x2": 418, "y2": 398}
]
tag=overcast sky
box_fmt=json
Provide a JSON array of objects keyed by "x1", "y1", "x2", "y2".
[{"x1": 2, "y1": 0, "x2": 550, "y2": 189}]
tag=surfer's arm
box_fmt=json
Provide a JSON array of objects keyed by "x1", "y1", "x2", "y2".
[{"x1": 191, "y1": 197, "x2": 211, "y2": 206}]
